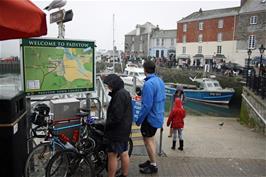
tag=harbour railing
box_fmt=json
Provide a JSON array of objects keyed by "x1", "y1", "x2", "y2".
[{"x1": 246, "y1": 69, "x2": 266, "y2": 99}]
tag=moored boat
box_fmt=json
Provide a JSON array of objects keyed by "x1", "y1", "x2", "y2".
[{"x1": 166, "y1": 77, "x2": 235, "y2": 104}]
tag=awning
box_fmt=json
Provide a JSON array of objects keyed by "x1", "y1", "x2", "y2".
[
  {"x1": 0, "y1": 0, "x2": 47, "y2": 40},
  {"x1": 193, "y1": 54, "x2": 204, "y2": 58},
  {"x1": 214, "y1": 54, "x2": 226, "y2": 60},
  {"x1": 177, "y1": 54, "x2": 190, "y2": 59}
]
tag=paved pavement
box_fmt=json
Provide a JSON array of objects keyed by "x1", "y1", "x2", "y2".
[{"x1": 127, "y1": 115, "x2": 266, "y2": 177}]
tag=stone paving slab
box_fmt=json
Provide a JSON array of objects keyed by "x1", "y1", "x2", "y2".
[
  {"x1": 156, "y1": 116, "x2": 266, "y2": 160},
  {"x1": 127, "y1": 156, "x2": 266, "y2": 177}
]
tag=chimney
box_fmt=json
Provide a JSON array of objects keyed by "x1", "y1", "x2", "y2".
[
  {"x1": 241, "y1": 0, "x2": 247, "y2": 6},
  {"x1": 199, "y1": 8, "x2": 202, "y2": 13}
]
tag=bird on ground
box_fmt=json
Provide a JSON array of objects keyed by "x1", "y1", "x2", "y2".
[
  {"x1": 44, "y1": 0, "x2": 67, "y2": 11},
  {"x1": 219, "y1": 122, "x2": 224, "y2": 127}
]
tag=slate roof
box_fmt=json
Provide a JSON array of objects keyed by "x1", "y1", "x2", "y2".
[
  {"x1": 178, "y1": 7, "x2": 240, "y2": 23},
  {"x1": 151, "y1": 30, "x2": 176, "y2": 38},
  {"x1": 125, "y1": 22, "x2": 156, "y2": 35},
  {"x1": 239, "y1": 0, "x2": 266, "y2": 13}
]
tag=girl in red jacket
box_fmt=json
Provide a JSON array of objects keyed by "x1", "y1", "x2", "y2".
[{"x1": 167, "y1": 98, "x2": 186, "y2": 151}]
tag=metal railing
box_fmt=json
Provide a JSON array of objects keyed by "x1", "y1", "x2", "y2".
[
  {"x1": 245, "y1": 69, "x2": 266, "y2": 99},
  {"x1": 96, "y1": 76, "x2": 110, "y2": 119}
]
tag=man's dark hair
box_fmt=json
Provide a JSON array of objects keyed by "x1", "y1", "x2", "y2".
[{"x1": 143, "y1": 60, "x2": 155, "y2": 74}]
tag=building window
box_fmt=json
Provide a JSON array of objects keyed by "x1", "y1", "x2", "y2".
[
  {"x1": 156, "y1": 38, "x2": 160, "y2": 46},
  {"x1": 139, "y1": 43, "x2": 143, "y2": 52},
  {"x1": 171, "y1": 38, "x2": 174, "y2": 46},
  {"x1": 198, "y1": 46, "x2": 202, "y2": 54},
  {"x1": 182, "y1": 35, "x2": 186, "y2": 43},
  {"x1": 218, "y1": 19, "x2": 224, "y2": 28},
  {"x1": 217, "y1": 33, "x2": 222, "y2": 42},
  {"x1": 199, "y1": 22, "x2": 204, "y2": 30},
  {"x1": 132, "y1": 36, "x2": 134, "y2": 42},
  {"x1": 198, "y1": 34, "x2": 203, "y2": 43},
  {"x1": 161, "y1": 50, "x2": 164, "y2": 57},
  {"x1": 248, "y1": 35, "x2": 256, "y2": 49},
  {"x1": 250, "y1": 16, "x2": 257, "y2": 25},
  {"x1": 140, "y1": 36, "x2": 143, "y2": 41},
  {"x1": 161, "y1": 38, "x2": 164, "y2": 46},
  {"x1": 182, "y1": 47, "x2": 186, "y2": 54},
  {"x1": 156, "y1": 50, "x2": 159, "y2": 57},
  {"x1": 183, "y1": 24, "x2": 187, "y2": 32},
  {"x1": 217, "y1": 46, "x2": 222, "y2": 54}
]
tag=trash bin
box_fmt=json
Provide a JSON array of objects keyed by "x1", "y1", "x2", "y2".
[{"x1": 0, "y1": 90, "x2": 27, "y2": 177}]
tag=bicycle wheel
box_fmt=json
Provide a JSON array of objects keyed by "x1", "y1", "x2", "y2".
[
  {"x1": 24, "y1": 142, "x2": 63, "y2": 177},
  {"x1": 46, "y1": 149, "x2": 95, "y2": 177}
]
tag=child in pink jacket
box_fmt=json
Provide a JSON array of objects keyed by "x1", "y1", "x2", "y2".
[{"x1": 167, "y1": 98, "x2": 186, "y2": 150}]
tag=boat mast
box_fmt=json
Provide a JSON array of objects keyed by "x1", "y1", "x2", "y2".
[{"x1": 113, "y1": 13, "x2": 115, "y2": 73}]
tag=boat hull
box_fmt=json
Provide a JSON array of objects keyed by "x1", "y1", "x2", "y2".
[
  {"x1": 165, "y1": 86, "x2": 234, "y2": 104},
  {"x1": 184, "y1": 90, "x2": 234, "y2": 104}
]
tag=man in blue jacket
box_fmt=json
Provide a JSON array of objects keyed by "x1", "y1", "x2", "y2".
[{"x1": 136, "y1": 60, "x2": 165, "y2": 174}]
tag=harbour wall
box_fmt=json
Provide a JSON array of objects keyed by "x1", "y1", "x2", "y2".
[{"x1": 240, "y1": 87, "x2": 266, "y2": 135}]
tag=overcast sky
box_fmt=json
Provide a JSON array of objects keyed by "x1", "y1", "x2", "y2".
[{"x1": 1, "y1": 0, "x2": 240, "y2": 57}]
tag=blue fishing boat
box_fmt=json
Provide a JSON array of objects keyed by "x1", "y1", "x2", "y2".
[{"x1": 165, "y1": 77, "x2": 235, "y2": 104}]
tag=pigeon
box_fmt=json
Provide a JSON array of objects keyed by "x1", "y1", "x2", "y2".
[{"x1": 44, "y1": 0, "x2": 67, "y2": 11}]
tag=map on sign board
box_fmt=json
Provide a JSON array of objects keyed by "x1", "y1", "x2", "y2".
[{"x1": 21, "y1": 38, "x2": 95, "y2": 96}]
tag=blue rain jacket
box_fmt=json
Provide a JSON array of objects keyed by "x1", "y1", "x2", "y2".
[{"x1": 136, "y1": 74, "x2": 166, "y2": 128}]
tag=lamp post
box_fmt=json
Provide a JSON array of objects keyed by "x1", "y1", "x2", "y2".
[
  {"x1": 259, "y1": 44, "x2": 265, "y2": 77},
  {"x1": 258, "y1": 44, "x2": 265, "y2": 91},
  {"x1": 246, "y1": 49, "x2": 252, "y2": 86}
]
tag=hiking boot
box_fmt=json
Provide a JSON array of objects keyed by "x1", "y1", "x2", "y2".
[
  {"x1": 138, "y1": 160, "x2": 150, "y2": 168},
  {"x1": 139, "y1": 164, "x2": 158, "y2": 174}
]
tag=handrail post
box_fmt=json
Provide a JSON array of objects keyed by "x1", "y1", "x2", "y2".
[{"x1": 158, "y1": 128, "x2": 163, "y2": 156}]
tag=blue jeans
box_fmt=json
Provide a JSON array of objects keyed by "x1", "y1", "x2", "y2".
[{"x1": 173, "y1": 128, "x2": 183, "y2": 141}]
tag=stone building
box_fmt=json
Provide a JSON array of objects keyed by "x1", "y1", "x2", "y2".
[
  {"x1": 124, "y1": 22, "x2": 156, "y2": 59},
  {"x1": 235, "y1": 0, "x2": 266, "y2": 63}
]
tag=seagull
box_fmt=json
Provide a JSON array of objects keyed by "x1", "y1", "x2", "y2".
[
  {"x1": 219, "y1": 122, "x2": 224, "y2": 127},
  {"x1": 44, "y1": 0, "x2": 67, "y2": 11}
]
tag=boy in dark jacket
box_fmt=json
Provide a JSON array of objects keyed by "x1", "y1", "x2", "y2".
[
  {"x1": 103, "y1": 74, "x2": 132, "y2": 177},
  {"x1": 167, "y1": 98, "x2": 186, "y2": 151}
]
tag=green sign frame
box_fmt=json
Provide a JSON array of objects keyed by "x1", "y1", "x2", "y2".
[{"x1": 21, "y1": 38, "x2": 95, "y2": 96}]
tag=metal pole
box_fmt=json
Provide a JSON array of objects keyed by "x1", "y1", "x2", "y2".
[
  {"x1": 86, "y1": 93, "x2": 91, "y2": 116},
  {"x1": 113, "y1": 14, "x2": 115, "y2": 73},
  {"x1": 247, "y1": 52, "x2": 251, "y2": 86},
  {"x1": 133, "y1": 74, "x2": 136, "y2": 95},
  {"x1": 158, "y1": 128, "x2": 163, "y2": 156},
  {"x1": 58, "y1": 22, "x2": 65, "y2": 39}
]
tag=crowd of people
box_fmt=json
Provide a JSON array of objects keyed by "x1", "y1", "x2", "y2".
[{"x1": 103, "y1": 60, "x2": 185, "y2": 177}]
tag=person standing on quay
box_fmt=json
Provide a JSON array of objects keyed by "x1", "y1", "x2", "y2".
[
  {"x1": 103, "y1": 74, "x2": 132, "y2": 177},
  {"x1": 167, "y1": 98, "x2": 186, "y2": 151},
  {"x1": 168, "y1": 86, "x2": 185, "y2": 137},
  {"x1": 136, "y1": 60, "x2": 166, "y2": 174}
]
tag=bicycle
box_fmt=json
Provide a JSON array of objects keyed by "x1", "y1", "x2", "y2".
[
  {"x1": 46, "y1": 117, "x2": 133, "y2": 177},
  {"x1": 24, "y1": 112, "x2": 89, "y2": 177}
]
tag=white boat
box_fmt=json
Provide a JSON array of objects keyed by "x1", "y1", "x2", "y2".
[{"x1": 121, "y1": 63, "x2": 145, "y2": 86}]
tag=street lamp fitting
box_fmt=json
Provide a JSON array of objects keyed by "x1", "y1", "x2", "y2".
[
  {"x1": 247, "y1": 49, "x2": 252, "y2": 57},
  {"x1": 259, "y1": 44, "x2": 265, "y2": 55}
]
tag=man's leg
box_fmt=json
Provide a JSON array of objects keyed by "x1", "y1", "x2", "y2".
[
  {"x1": 108, "y1": 152, "x2": 118, "y2": 177},
  {"x1": 120, "y1": 151, "x2": 129, "y2": 176},
  {"x1": 143, "y1": 136, "x2": 156, "y2": 163}
]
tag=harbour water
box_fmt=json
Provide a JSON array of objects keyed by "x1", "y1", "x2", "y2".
[{"x1": 0, "y1": 74, "x2": 241, "y2": 118}]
